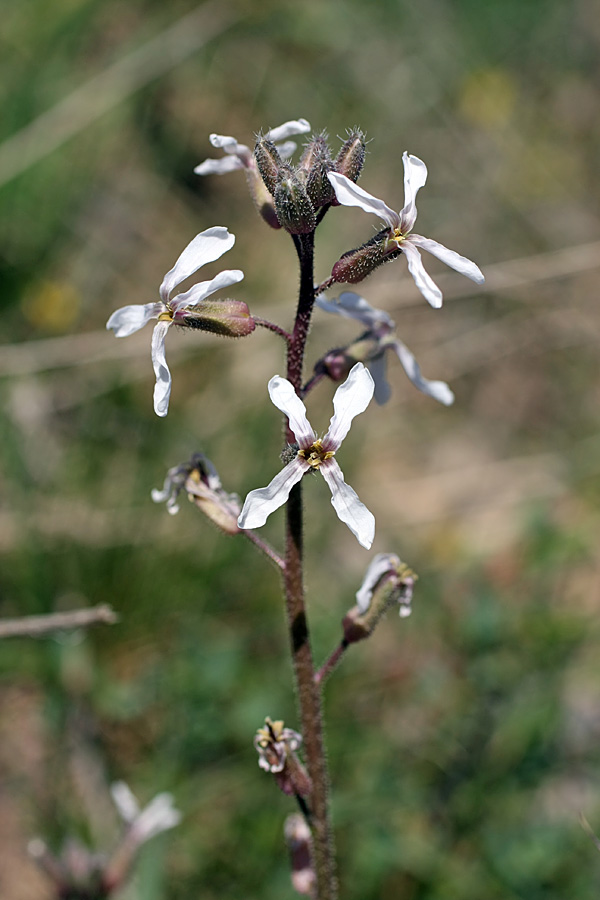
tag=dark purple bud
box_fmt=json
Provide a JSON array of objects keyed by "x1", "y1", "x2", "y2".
[{"x1": 315, "y1": 337, "x2": 376, "y2": 383}]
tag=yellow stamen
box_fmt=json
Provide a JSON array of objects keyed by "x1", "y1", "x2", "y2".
[{"x1": 298, "y1": 439, "x2": 335, "y2": 469}]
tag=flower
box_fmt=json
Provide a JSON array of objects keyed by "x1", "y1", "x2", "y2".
[
  {"x1": 152, "y1": 453, "x2": 242, "y2": 534},
  {"x1": 316, "y1": 291, "x2": 454, "y2": 406},
  {"x1": 254, "y1": 718, "x2": 302, "y2": 775},
  {"x1": 238, "y1": 362, "x2": 375, "y2": 549},
  {"x1": 355, "y1": 553, "x2": 415, "y2": 618},
  {"x1": 194, "y1": 118, "x2": 311, "y2": 176},
  {"x1": 111, "y1": 782, "x2": 181, "y2": 845},
  {"x1": 106, "y1": 227, "x2": 244, "y2": 417},
  {"x1": 328, "y1": 152, "x2": 484, "y2": 308}
]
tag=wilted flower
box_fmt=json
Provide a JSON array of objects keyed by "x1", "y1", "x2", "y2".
[
  {"x1": 152, "y1": 453, "x2": 241, "y2": 534},
  {"x1": 254, "y1": 718, "x2": 311, "y2": 797},
  {"x1": 194, "y1": 118, "x2": 311, "y2": 176},
  {"x1": 342, "y1": 554, "x2": 416, "y2": 645},
  {"x1": 238, "y1": 363, "x2": 376, "y2": 549},
  {"x1": 106, "y1": 227, "x2": 246, "y2": 417},
  {"x1": 328, "y1": 152, "x2": 484, "y2": 308},
  {"x1": 355, "y1": 553, "x2": 415, "y2": 617},
  {"x1": 316, "y1": 291, "x2": 454, "y2": 405}
]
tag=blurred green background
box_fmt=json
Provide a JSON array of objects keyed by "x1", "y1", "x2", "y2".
[{"x1": 2, "y1": 0, "x2": 600, "y2": 897}]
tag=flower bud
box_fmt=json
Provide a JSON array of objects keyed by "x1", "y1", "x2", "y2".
[
  {"x1": 342, "y1": 554, "x2": 416, "y2": 644},
  {"x1": 333, "y1": 128, "x2": 366, "y2": 186},
  {"x1": 331, "y1": 229, "x2": 402, "y2": 284},
  {"x1": 152, "y1": 453, "x2": 241, "y2": 535},
  {"x1": 254, "y1": 717, "x2": 312, "y2": 798},
  {"x1": 298, "y1": 131, "x2": 335, "y2": 208},
  {"x1": 246, "y1": 168, "x2": 282, "y2": 229},
  {"x1": 274, "y1": 166, "x2": 317, "y2": 234},
  {"x1": 254, "y1": 137, "x2": 283, "y2": 195},
  {"x1": 314, "y1": 337, "x2": 377, "y2": 383},
  {"x1": 180, "y1": 299, "x2": 255, "y2": 337}
]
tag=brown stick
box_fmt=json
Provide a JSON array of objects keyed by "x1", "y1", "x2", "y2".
[{"x1": 0, "y1": 604, "x2": 118, "y2": 638}]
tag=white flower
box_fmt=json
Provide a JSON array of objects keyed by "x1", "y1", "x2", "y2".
[
  {"x1": 106, "y1": 227, "x2": 243, "y2": 417},
  {"x1": 194, "y1": 118, "x2": 311, "y2": 176},
  {"x1": 328, "y1": 152, "x2": 484, "y2": 308},
  {"x1": 111, "y1": 782, "x2": 182, "y2": 845},
  {"x1": 238, "y1": 363, "x2": 376, "y2": 549},
  {"x1": 316, "y1": 291, "x2": 454, "y2": 406}
]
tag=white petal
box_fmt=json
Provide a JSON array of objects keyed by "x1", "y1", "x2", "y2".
[
  {"x1": 323, "y1": 363, "x2": 374, "y2": 451},
  {"x1": 132, "y1": 793, "x2": 182, "y2": 844},
  {"x1": 160, "y1": 227, "x2": 235, "y2": 301},
  {"x1": 275, "y1": 140, "x2": 298, "y2": 160},
  {"x1": 194, "y1": 156, "x2": 246, "y2": 176},
  {"x1": 171, "y1": 269, "x2": 245, "y2": 310},
  {"x1": 316, "y1": 291, "x2": 393, "y2": 329},
  {"x1": 268, "y1": 376, "x2": 315, "y2": 448},
  {"x1": 209, "y1": 133, "x2": 250, "y2": 157},
  {"x1": 408, "y1": 234, "x2": 485, "y2": 283},
  {"x1": 391, "y1": 339, "x2": 455, "y2": 406},
  {"x1": 151, "y1": 320, "x2": 172, "y2": 417},
  {"x1": 265, "y1": 118, "x2": 311, "y2": 142},
  {"x1": 238, "y1": 458, "x2": 308, "y2": 529},
  {"x1": 327, "y1": 173, "x2": 400, "y2": 229},
  {"x1": 356, "y1": 552, "x2": 401, "y2": 613},
  {"x1": 106, "y1": 303, "x2": 163, "y2": 337},
  {"x1": 368, "y1": 354, "x2": 392, "y2": 405},
  {"x1": 401, "y1": 241, "x2": 443, "y2": 309},
  {"x1": 111, "y1": 782, "x2": 140, "y2": 824},
  {"x1": 399, "y1": 152, "x2": 428, "y2": 232},
  {"x1": 320, "y1": 459, "x2": 375, "y2": 550}
]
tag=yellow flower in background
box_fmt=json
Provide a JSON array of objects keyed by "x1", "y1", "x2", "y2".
[
  {"x1": 22, "y1": 280, "x2": 81, "y2": 332},
  {"x1": 459, "y1": 67, "x2": 517, "y2": 130}
]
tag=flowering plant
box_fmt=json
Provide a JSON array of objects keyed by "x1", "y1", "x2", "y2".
[{"x1": 104, "y1": 118, "x2": 483, "y2": 899}]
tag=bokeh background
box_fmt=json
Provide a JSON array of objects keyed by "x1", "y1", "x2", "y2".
[{"x1": 2, "y1": 0, "x2": 600, "y2": 897}]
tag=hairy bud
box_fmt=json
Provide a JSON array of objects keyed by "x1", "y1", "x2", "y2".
[
  {"x1": 180, "y1": 299, "x2": 255, "y2": 337},
  {"x1": 298, "y1": 131, "x2": 335, "y2": 208},
  {"x1": 331, "y1": 228, "x2": 402, "y2": 284},
  {"x1": 274, "y1": 166, "x2": 317, "y2": 234},
  {"x1": 254, "y1": 137, "x2": 283, "y2": 196},
  {"x1": 333, "y1": 128, "x2": 366, "y2": 186}
]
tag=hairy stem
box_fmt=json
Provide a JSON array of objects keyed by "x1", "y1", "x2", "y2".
[
  {"x1": 314, "y1": 640, "x2": 349, "y2": 686},
  {"x1": 253, "y1": 316, "x2": 292, "y2": 343},
  {"x1": 284, "y1": 231, "x2": 337, "y2": 900}
]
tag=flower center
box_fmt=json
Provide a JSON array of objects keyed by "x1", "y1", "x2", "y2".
[
  {"x1": 298, "y1": 439, "x2": 335, "y2": 469},
  {"x1": 392, "y1": 227, "x2": 407, "y2": 246}
]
